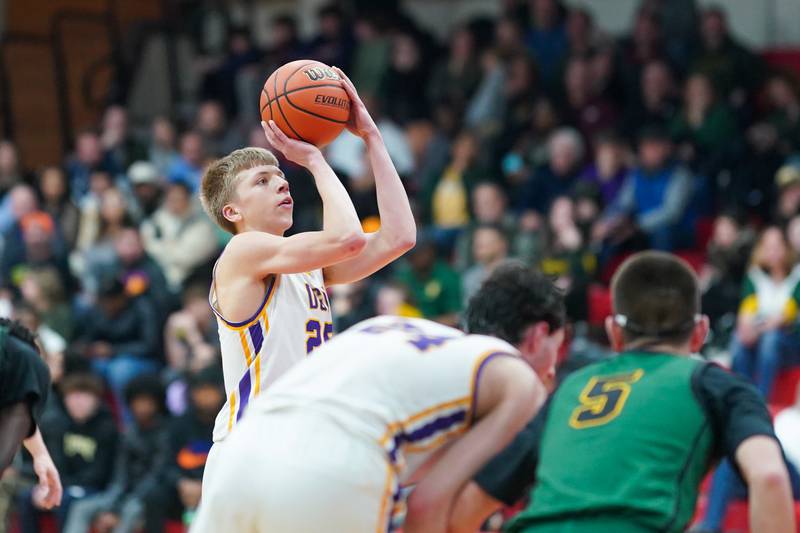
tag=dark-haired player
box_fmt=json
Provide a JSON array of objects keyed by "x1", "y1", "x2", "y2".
[
  {"x1": 451, "y1": 251, "x2": 795, "y2": 533},
  {"x1": 0, "y1": 318, "x2": 62, "y2": 509},
  {"x1": 192, "y1": 263, "x2": 564, "y2": 533}
]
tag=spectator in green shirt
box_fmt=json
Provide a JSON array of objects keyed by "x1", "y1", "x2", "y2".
[{"x1": 394, "y1": 235, "x2": 462, "y2": 326}]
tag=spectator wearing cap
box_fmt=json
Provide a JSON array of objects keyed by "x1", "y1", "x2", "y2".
[
  {"x1": 167, "y1": 132, "x2": 206, "y2": 193},
  {"x1": 141, "y1": 181, "x2": 219, "y2": 292},
  {"x1": 127, "y1": 161, "x2": 164, "y2": 220},
  {"x1": 72, "y1": 278, "x2": 160, "y2": 421},
  {"x1": 16, "y1": 373, "x2": 118, "y2": 533},
  {"x1": 593, "y1": 126, "x2": 695, "y2": 251},
  {"x1": 1, "y1": 211, "x2": 72, "y2": 291},
  {"x1": 775, "y1": 164, "x2": 800, "y2": 226},
  {"x1": 63, "y1": 374, "x2": 169, "y2": 533}
]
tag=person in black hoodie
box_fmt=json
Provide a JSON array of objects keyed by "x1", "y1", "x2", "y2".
[
  {"x1": 73, "y1": 277, "x2": 160, "y2": 422},
  {"x1": 162, "y1": 367, "x2": 224, "y2": 529},
  {"x1": 16, "y1": 372, "x2": 118, "y2": 532},
  {"x1": 63, "y1": 374, "x2": 169, "y2": 533}
]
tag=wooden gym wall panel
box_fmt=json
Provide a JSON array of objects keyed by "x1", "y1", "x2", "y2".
[
  {"x1": 2, "y1": 42, "x2": 63, "y2": 167},
  {"x1": 7, "y1": 0, "x2": 107, "y2": 36},
  {"x1": 59, "y1": 18, "x2": 113, "y2": 135}
]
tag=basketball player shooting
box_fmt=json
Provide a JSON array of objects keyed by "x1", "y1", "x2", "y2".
[{"x1": 199, "y1": 67, "x2": 416, "y2": 488}]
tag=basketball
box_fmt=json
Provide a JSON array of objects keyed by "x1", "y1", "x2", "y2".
[{"x1": 260, "y1": 60, "x2": 351, "y2": 148}]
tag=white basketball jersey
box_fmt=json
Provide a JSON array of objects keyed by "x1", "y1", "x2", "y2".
[
  {"x1": 210, "y1": 269, "x2": 332, "y2": 442},
  {"x1": 249, "y1": 315, "x2": 519, "y2": 481}
]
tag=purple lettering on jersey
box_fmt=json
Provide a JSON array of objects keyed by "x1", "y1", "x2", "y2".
[
  {"x1": 306, "y1": 283, "x2": 318, "y2": 309},
  {"x1": 248, "y1": 323, "x2": 264, "y2": 355},
  {"x1": 312, "y1": 287, "x2": 328, "y2": 311},
  {"x1": 236, "y1": 370, "x2": 252, "y2": 421}
]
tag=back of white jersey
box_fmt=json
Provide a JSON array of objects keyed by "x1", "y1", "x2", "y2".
[
  {"x1": 210, "y1": 269, "x2": 332, "y2": 442},
  {"x1": 251, "y1": 315, "x2": 518, "y2": 478}
]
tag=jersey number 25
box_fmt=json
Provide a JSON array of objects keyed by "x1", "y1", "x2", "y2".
[{"x1": 306, "y1": 319, "x2": 333, "y2": 354}]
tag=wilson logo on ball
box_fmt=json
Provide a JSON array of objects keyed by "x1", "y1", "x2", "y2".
[{"x1": 303, "y1": 67, "x2": 340, "y2": 82}]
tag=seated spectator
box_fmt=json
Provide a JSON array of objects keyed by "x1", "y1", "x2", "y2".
[
  {"x1": 621, "y1": 60, "x2": 679, "y2": 140},
  {"x1": 524, "y1": 0, "x2": 568, "y2": 88},
  {"x1": 540, "y1": 196, "x2": 596, "y2": 321},
  {"x1": 74, "y1": 187, "x2": 136, "y2": 295},
  {"x1": 164, "y1": 283, "x2": 219, "y2": 379},
  {"x1": 37, "y1": 166, "x2": 79, "y2": 248},
  {"x1": 141, "y1": 182, "x2": 218, "y2": 291},
  {"x1": 0, "y1": 184, "x2": 38, "y2": 240},
  {"x1": 519, "y1": 127, "x2": 585, "y2": 217},
  {"x1": 379, "y1": 32, "x2": 430, "y2": 125},
  {"x1": 373, "y1": 282, "x2": 421, "y2": 318},
  {"x1": 690, "y1": 5, "x2": 763, "y2": 107},
  {"x1": 66, "y1": 130, "x2": 118, "y2": 203},
  {"x1": 73, "y1": 170, "x2": 115, "y2": 250},
  {"x1": 461, "y1": 224, "x2": 509, "y2": 306},
  {"x1": 393, "y1": 235, "x2": 461, "y2": 327},
  {"x1": 730, "y1": 226, "x2": 800, "y2": 397},
  {"x1": 127, "y1": 161, "x2": 164, "y2": 220},
  {"x1": 427, "y1": 25, "x2": 481, "y2": 114},
  {"x1": 100, "y1": 106, "x2": 147, "y2": 173},
  {"x1": 13, "y1": 300, "x2": 66, "y2": 363},
  {"x1": 1, "y1": 211, "x2": 72, "y2": 292},
  {"x1": 561, "y1": 56, "x2": 619, "y2": 143},
  {"x1": 163, "y1": 284, "x2": 220, "y2": 414},
  {"x1": 16, "y1": 373, "x2": 118, "y2": 533},
  {"x1": 63, "y1": 374, "x2": 169, "y2": 533},
  {"x1": 788, "y1": 213, "x2": 800, "y2": 258},
  {"x1": 195, "y1": 101, "x2": 244, "y2": 158},
  {"x1": 421, "y1": 130, "x2": 486, "y2": 232},
  {"x1": 199, "y1": 28, "x2": 262, "y2": 119},
  {"x1": 167, "y1": 132, "x2": 206, "y2": 193},
  {"x1": 453, "y1": 182, "x2": 540, "y2": 270},
  {"x1": 615, "y1": 8, "x2": 669, "y2": 105},
  {"x1": 73, "y1": 278, "x2": 160, "y2": 418},
  {"x1": 700, "y1": 211, "x2": 754, "y2": 347},
  {"x1": 579, "y1": 132, "x2": 629, "y2": 208},
  {"x1": 594, "y1": 126, "x2": 695, "y2": 251},
  {"x1": 147, "y1": 117, "x2": 179, "y2": 179},
  {"x1": 775, "y1": 164, "x2": 800, "y2": 227},
  {"x1": 307, "y1": 4, "x2": 355, "y2": 75},
  {"x1": 670, "y1": 72, "x2": 737, "y2": 175},
  {"x1": 18, "y1": 266, "x2": 73, "y2": 342},
  {"x1": 162, "y1": 368, "x2": 224, "y2": 528},
  {"x1": 761, "y1": 74, "x2": 800, "y2": 157},
  {"x1": 112, "y1": 225, "x2": 174, "y2": 321},
  {"x1": 0, "y1": 140, "x2": 25, "y2": 200}
]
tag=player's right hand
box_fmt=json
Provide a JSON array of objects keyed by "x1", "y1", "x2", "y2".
[{"x1": 262, "y1": 120, "x2": 323, "y2": 168}]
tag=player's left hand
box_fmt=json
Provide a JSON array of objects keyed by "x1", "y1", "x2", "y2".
[
  {"x1": 31, "y1": 452, "x2": 62, "y2": 509},
  {"x1": 332, "y1": 67, "x2": 379, "y2": 140}
]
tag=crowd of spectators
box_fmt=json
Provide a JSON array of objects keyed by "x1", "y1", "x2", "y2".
[{"x1": 2, "y1": 0, "x2": 800, "y2": 531}]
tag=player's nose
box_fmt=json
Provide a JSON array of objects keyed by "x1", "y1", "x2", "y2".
[{"x1": 275, "y1": 177, "x2": 289, "y2": 194}]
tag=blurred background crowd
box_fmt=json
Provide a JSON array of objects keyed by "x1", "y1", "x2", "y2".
[{"x1": 2, "y1": 0, "x2": 800, "y2": 531}]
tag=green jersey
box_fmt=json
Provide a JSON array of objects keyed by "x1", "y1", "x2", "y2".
[{"x1": 474, "y1": 351, "x2": 776, "y2": 533}]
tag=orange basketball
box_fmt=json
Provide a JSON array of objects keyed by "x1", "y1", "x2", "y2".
[{"x1": 260, "y1": 60, "x2": 350, "y2": 148}]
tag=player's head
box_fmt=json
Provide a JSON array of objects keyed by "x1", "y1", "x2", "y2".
[
  {"x1": 608, "y1": 251, "x2": 709, "y2": 354},
  {"x1": 465, "y1": 262, "x2": 566, "y2": 390},
  {"x1": 200, "y1": 147, "x2": 292, "y2": 236}
]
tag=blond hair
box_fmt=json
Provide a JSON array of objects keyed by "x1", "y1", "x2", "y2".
[
  {"x1": 200, "y1": 147, "x2": 279, "y2": 234},
  {"x1": 750, "y1": 225, "x2": 796, "y2": 274}
]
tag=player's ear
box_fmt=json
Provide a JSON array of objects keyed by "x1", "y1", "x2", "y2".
[
  {"x1": 689, "y1": 314, "x2": 710, "y2": 353},
  {"x1": 605, "y1": 316, "x2": 624, "y2": 352},
  {"x1": 222, "y1": 204, "x2": 241, "y2": 224}
]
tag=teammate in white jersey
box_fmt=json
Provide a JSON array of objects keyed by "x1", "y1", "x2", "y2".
[
  {"x1": 192, "y1": 263, "x2": 565, "y2": 533},
  {"x1": 198, "y1": 69, "x2": 415, "y2": 486}
]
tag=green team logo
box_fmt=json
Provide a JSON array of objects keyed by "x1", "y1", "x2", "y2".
[{"x1": 569, "y1": 369, "x2": 644, "y2": 429}]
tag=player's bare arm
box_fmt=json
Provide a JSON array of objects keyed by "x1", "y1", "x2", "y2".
[
  {"x1": 448, "y1": 481, "x2": 504, "y2": 533},
  {"x1": 215, "y1": 121, "x2": 366, "y2": 321},
  {"x1": 322, "y1": 68, "x2": 416, "y2": 286},
  {"x1": 736, "y1": 435, "x2": 795, "y2": 532},
  {"x1": 404, "y1": 356, "x2": 545, "y2": 533}
]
